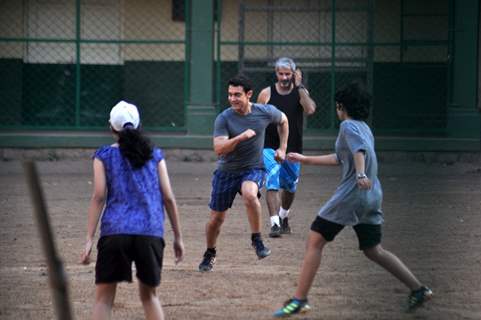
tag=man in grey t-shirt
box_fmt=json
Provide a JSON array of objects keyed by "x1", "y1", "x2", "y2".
[{"x1": 198, "y1": 75, "x2": 289, "y2": 272}]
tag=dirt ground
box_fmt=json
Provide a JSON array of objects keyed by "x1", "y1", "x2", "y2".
[{"x1": 1, "y1": 155, "x2": 480, "y2": 320}]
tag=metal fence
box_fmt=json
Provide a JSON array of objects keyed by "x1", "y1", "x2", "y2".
[
  {"x1": 0, "y1": 0, "x2": 189, "y2": 131},
  {"x1": 0, "y1": 0, "x2": 451, "y2": 135},
  {"x1": 215, "y1": 0, "x2": 451, "y2": 135}
]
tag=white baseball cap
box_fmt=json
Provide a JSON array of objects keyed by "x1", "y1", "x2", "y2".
[{"x1": 109, "y1": 100, "x2": 140, "y2": 131}]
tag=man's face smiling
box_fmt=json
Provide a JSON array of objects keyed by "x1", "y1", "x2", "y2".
[
  {"x1": 228, "y1": 85, "x2": 252, "y2": 114},
  {"x1": 276, "y1": 66, "x2": 294, "y2": 89}
]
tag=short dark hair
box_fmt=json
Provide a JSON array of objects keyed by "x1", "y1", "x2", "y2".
[
  {"x1": 228, "y1": 74, "x2": 253, "y2": 93},
  {"x1": 335, "y1": 82, "x2": 371, "y2": 121}
]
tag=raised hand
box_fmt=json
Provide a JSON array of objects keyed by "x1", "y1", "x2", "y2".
[{"x1": 294, "y1": 68, "x2": 303, "y2": 87}]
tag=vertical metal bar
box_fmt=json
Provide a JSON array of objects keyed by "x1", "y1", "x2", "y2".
[
  {"x1": 446, "y1": 0, "x2": 454, "y2": 109},
  {"x1": 184, "y1": 0, "x2": 191, "y2": 118},
  {"x1": 267, "y1": 0, "x2": 274, "y2": 60},
  {"x1": 400, "y1": 0, "x2": 404, "y2": 63},
  {"x1": 477, "y1": 0, "x2": 481, "y2": 112},
  {"x1": 238, "y1": 1, "x2": 245, "y2": 72},
  {"x1": 23, "y1": 161, "x2": 73, "y2": 320},
  {"x1": 330, "y1": 0, "x2": 336, "y2": 129},
  {"x1": 75, "y1": 0, "x2": 81, "y2": 127},
  {"x1": 215, "y1": 0, "x2": 222, "y2": 112},
  {"x1": 367, "y1": 0, "x2": 375, "y2": 126}
]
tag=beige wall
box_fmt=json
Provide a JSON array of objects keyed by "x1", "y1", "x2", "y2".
[
  {"x1": 0, "y1": 0, "x2": 449, "y2": 64},
  {"x1": 220, "y1": 0, "x2": 448, "y2": 63},
  {"x1": 0, "y1": 0, "x2": 186, "y2": 63},
  {"x1": 123, "y1": 0, "x2": 185, "y2": 61},
  {"x1": 0, "y1": 1, "x2": 25, "y2": 58}
]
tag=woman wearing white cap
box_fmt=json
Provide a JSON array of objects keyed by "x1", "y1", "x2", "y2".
[{"x1": 80, "y1": 100, "x2": 184, "y2": 320}]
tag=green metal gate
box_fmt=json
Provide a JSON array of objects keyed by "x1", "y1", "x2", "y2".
[
  {"x1": 0, "y1": 0, "x2": 190, "y2": 131},
  {"x1": 215, "y1": 0, "x2": 451, "y2": 136}
]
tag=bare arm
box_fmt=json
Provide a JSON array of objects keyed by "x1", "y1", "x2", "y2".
[
  {"x1": 80, "y1": 158, "x2": 107, "y2": 264},
  {"x1": 295, "y1": 68, "x2": 316, "y2": 115},
  {"x1": 213, "y1": 129, "x2": 256, "y2": 156},
  {"x1": 158, "y1": 159, "x2": 184, "y2": 264},
  {"x1": 257, "y1": 87, "x2": 271, "y2": 104},
  {"x1": 287, "y1": 152, "x2": 339, "y2": 166},
  {"x1": 275, "y1": 112, "x2": 289, "y2": 162},
  {"x1": 298, "y1": 87, "x2": 317, "y2": 115},
  {"x1": 353, "y1": 151, "x2": 371, "y2": 189}
]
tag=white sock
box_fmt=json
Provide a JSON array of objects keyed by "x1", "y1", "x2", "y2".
[
  {"x1": 279, "y1": 207, "x2": 289, "y2": 219},
  {"x1": 270, "y1": 215, "x2": 280, "y2": 227}
]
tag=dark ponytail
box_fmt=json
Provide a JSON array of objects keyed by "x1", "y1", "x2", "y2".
[{"x1": 117, "y1": 124, "x2": 153, "y2": 169}]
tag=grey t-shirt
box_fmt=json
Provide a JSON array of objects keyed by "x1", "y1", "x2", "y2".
[
  {"x1": 214, "y1": 103, "x2": 283, "y2": 172},
  {"x1": 318, "y1": 120, "x2": 384, "y2": 225}
]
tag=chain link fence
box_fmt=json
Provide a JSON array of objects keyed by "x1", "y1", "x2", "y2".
[
  {"x1": 0, "y1": 0, "x2": 451, "y2": 136},
  {"x1": 215, "y1": 0, "x2": 450, "y2": 135},
  {"x1": 0, "y1": 0, "x2": 189, "y2": 131}
]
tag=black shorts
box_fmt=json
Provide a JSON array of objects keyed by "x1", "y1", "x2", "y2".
[
  {"x1": 95, "y1": 235, "x2": 165, "y2": 287},
  {"x1": 310, "y1": 216, "x2": 382, "y2": 250}
]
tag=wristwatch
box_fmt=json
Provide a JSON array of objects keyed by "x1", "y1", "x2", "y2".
[{"x1": 356, "y1": 173, "x2": 367, "y2": 179}]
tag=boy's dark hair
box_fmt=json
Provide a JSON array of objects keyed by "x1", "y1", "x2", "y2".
[
  {"x1": 117, "y1": 125, "x2": 153, "y2": 169},
  {"x1": 228, "y1": 74, "x2": 253, "y2": 93},
  {"x1": 335, "y1": 81, "x2": 371, "y2": 121}
]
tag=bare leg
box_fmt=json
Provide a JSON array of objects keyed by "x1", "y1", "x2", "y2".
[
  {"x1": 241, "y1": 181, "x2": 261, "y2": 233},
  {"x1": 266, "y1": 190, "x2": 280, "y2": 217},
  {"x1": 280, "y1": 189, "x2": 295, "y2": 211},
  {"x1": 205, "y1": 210, "x2": 226, "y2": 248},
  {"x1": 293, "y1": 231, "x2": 328, "y2": 300},
  {"x1": 363, "y1": 245, "x2": 422, "y2": 290},
  {"x1": 92, "y1": 283, "x2": 117, "y2": 320},
  {"x1": 139, "y1": 281, "x2": 164, "y2": 320}
]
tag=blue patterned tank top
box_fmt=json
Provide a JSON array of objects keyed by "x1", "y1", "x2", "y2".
[{"x1": 93, "y1": 145, "x2": 165, "y2": 238}]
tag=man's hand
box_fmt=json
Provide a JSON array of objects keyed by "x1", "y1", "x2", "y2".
[
  {"x1": 240, "y1": 129, "x2": 256, "y2": 141},
  {"x1": 275, "y1": 148, "x2": 286, "y2": 163},
  {"x1": 294, "y1": 68, "x2": 302, "y2": 87}
]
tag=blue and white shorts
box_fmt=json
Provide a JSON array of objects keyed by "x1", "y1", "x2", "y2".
[
  {"x1": 263, "y1": 148, "x2": 300, "y2": 193},
  {"x1": 209, "y1": 168, "x2": 265, "y2": 212}
]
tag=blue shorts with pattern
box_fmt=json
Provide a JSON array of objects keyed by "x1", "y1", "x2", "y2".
[
  {"x1": 263, "y1": 148, "x2": 301, "y2": 193},
  {"x1": 209, "y1": 168, "x2": 265, "y2": 212}
]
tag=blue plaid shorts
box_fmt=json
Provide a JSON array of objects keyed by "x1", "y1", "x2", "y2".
[{"x1": 209, "y1": 168, "x2": 265, "y2": 212}]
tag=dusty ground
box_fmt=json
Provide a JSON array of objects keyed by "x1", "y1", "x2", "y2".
[{"x1": 1, "y1": 155, "x2": 480, "y2": 319}]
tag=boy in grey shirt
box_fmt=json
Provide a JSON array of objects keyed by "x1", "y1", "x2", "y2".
[
  {"x1": 273, "y1": 82, "x2": 432, "y2": 317},
  {"x1": 198, "y1": 75, "x2": 288, "y2": 272}
]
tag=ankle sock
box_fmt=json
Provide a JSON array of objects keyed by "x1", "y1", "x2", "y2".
[
  {"x1": 279, "y1": 207, "x2": 289, "y2": 219},
  {"x1": 270, "y1": 215, "x2": 280, "y2": 227}
]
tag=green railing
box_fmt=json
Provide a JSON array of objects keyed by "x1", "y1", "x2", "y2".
[
  {"x1": 215, "y1": 0, "x2": 451, "y2": 136},
  {"x1": 0, "y1": 0, "x2": 190, "y2": 131}
]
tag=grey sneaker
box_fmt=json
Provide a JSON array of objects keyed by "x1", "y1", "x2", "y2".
[
  {"x1": 280, "y1": 217, "x2": 291, "y2": 234},
  {"x1": 198, "y1": 250, "x2": 216, "y2": 272},
  {"x1": 252, "y1": 238, "x2": 271, "y2": 259},
  {"x1": 407, "y1": 286, "x2": 433, "y2": 311},
  {"x1": 269, "y1": 224, "x2": 282, "y2": 238}
]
